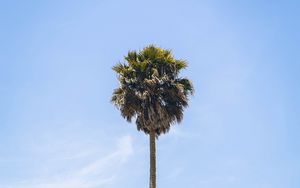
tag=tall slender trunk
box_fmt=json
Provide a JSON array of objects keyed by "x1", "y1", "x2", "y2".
[{"x1": 149, "y1": 128, "x2": 156, "y2": 188}]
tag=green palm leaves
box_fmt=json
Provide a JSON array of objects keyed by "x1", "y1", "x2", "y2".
[{"x1": 112, "y1": 45, "x2": 194, "y2": 136}]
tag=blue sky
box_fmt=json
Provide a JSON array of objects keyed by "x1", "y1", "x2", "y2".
[{"x1": 0, "y1": 0, "x2": 299, "y2": 187}]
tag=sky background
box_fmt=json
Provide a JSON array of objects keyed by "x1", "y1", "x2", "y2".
[{"x1": 0, "y1": 0, "x2": 299, "y2": 187}]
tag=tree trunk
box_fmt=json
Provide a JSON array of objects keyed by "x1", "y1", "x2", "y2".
[{"x1": 149, "y1": 128, "x2": 156, "y2": 188}]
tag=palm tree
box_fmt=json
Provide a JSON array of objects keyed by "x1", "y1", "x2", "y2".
[{"x1": 111, "y1": 45, "x2": 194, "y2": 188}]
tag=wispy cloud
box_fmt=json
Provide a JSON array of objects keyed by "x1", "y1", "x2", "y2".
[
  {"x1": 162, "y1": 126, "x2": 196, "y2": 140},
  {"x1": 1, "y1": 135, "x2": 133, "y2": 188}
]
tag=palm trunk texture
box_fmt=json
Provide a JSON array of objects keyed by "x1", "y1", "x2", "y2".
[{"x1": 149, "y1": 128, "x2": 156, "y2": 188}]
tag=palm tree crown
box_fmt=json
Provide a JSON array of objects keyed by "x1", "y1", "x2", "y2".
[{"x1": 112, "y1": 45, "x2": 194, "y2": 137}]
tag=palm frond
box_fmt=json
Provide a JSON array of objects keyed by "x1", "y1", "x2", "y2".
[{"x1": 112, "y1": 45, "x2": 194, "y2": 136}]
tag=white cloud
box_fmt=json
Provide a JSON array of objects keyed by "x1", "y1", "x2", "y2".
[{"x1": 2, "y1": 135, "x2": 133, "y2": 188}]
